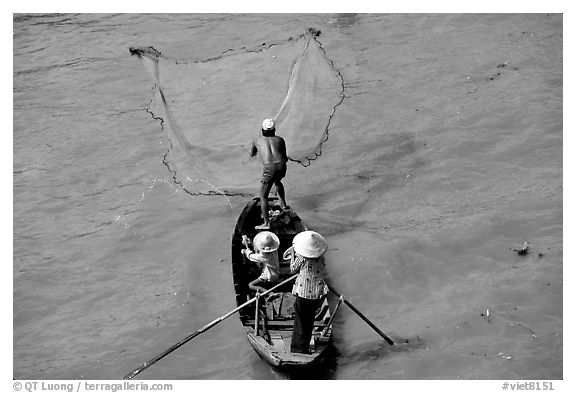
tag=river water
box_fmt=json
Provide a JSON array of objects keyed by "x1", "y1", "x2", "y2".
[{"x1": 13, "y1": 13, "x2": 562, "y2": 380}]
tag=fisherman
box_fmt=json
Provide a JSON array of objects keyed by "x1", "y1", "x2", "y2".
[
  {"x1": 284, "y1": 230, "x2": 329, "y2": 354},
  {"x1": 241, "y1": 231, "x2": 281, "y2": 295},
  {"x1": 249, "y1": 118, "x2": 289, "y2": 230}
]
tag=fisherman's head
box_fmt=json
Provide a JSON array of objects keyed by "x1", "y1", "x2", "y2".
[{"x1": 262, "y1": 118, "x2": 276, "y2": 136}]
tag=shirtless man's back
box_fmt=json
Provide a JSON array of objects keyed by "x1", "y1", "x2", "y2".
[
  {"x1": 252, "y1": 135, "x2": 287, "y2": 164},
  {"x1": 250, "y1": 119, "x2": 289, "y2": 230}
]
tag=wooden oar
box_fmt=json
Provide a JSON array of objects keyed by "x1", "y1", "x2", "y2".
[
  {"x1": 327, "y1": 284, "x2": 394, "y2": 345},
  {"x1": 123, "y1": 274, "x2": 298, "y2": 380}
]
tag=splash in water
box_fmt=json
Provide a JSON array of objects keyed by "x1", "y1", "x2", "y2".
[
  {"x1": 139, "y1": 176, "x2": 180, "y2": 203},
  {"x1": 130, "y1": 28, "x2": 345, "y2": 196}
]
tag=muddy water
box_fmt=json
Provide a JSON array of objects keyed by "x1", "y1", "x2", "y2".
[{"x1": 13, "y1": 13, "x2": 562, "y2": 379}]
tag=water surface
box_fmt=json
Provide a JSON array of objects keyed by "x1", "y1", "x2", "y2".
[{"x1": 13, "y1": 13, "x2": 562, "y2": 379}]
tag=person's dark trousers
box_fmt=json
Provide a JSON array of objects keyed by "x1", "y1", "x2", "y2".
[{"x1": 291, "y1": 296, "x2": 321, "y2": 353}]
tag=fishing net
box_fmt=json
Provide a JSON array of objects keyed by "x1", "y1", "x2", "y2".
[{"x1": 130, "y1": 28, "x2": 344, "y2": 196}]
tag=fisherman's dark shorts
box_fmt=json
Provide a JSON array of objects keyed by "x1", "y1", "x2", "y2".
[{"x1": 261, "y1": 162, "x2": 287, "y2": 185}]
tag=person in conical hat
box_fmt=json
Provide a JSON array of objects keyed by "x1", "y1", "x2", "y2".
[
  {"x1": 241, "y1": 231, "x2": 281, "y2": 294},
  {"x1": 249, "y1": 118, "x2": 290, "y2": 230},
  {"x1": 283, "y1": 230, "x2": 329, "y2": 354}
]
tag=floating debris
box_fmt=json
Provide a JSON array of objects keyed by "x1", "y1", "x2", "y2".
[
  {"x1": 511, "y1": 241, "x2": 530, "y2": 256},
  {"x1": 496, "y1": 61, "x2": 518, "y2": 71},
  {"x1": 481, "y1": 309, "x2": 493, "y2": 322},
  {"x1": 487, "y1": 72, "x2": 501, "y2": 81},
  {"x1": 498, "y1": 352, "x2": 512, "y2": 360}
]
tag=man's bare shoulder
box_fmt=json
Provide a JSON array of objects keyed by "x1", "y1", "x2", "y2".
[
  {"x1": 269, "y1": 135, "x2": 285, "y2": 144},
  {"x1": 255, "y1": 136, "x2": 269, "y2": 146},
  {"x1": 257, "y1": 135, "x2": 283, "y2": 144}
]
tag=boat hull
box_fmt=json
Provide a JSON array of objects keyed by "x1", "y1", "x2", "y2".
[{"x1": 231, "y1": 197, "x2": 333, "y2": 370}]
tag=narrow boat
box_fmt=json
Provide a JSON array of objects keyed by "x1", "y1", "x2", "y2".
[{"x1": 231, "y1": 197, "x2": 333, "y2": 369}]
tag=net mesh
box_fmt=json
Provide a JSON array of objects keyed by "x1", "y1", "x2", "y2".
[{"x1": 130, "y1": 28, "x2": 344, "y2": 195}]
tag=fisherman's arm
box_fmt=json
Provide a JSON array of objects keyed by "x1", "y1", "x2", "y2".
[
  {"x1": 279, "y1": 137, "x2": 288, "y2": 160},
  {"x1": 249, "y1": 141, "x2": 258, "y2": 158}
]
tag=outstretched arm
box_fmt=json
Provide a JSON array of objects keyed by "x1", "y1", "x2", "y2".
[
  {"x1": 249, "y1": 141, "x2": 258, "y2": 158},
  {"x1": 279, "y1": 137, "x2": 288, "y2": 161}
]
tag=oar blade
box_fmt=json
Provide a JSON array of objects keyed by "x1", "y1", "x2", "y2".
[{"x1": 328, "y1": 285, "x2": 394, "y2": 345}]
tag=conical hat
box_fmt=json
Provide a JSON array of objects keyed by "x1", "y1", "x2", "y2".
[
  {"x1": 253, "y1": 231, "x2": 280, "y2": 253},
  {"x1": 292, "y1": 231, "x2": 327, "y2": 258}
]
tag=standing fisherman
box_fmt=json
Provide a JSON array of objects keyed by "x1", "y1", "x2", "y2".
[{"x1": 249, "y1": 119, "x2": 289, "y2": 230}]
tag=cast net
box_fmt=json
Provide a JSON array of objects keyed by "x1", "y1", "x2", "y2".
[{"x1": 130, "y1": 28, "x2": 344, "y2": 196}]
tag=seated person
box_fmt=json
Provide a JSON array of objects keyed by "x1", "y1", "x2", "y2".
[{"x1": 241, "y1": 231, "x2": 281, "y2": 296}]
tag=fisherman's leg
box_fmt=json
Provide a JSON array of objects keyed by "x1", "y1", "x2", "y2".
[
  {"x1": 248, "y1": 278, "x2": 267, "y2": 294},
  {"x1": 275, "y1": 181, "x2": 288, "y2": 209},
  {"x1": 257, "y1": 181, "x2": 273, "y2": 229},
  {"x1": 276, "y1": 163, "x2": 289, "y2": 209}
]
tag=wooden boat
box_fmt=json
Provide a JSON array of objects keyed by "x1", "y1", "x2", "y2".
[{"x1": 231, "y1": 197, "x2": 333, "y2": 369}]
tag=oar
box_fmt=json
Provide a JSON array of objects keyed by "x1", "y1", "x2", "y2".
[
  {"x1": 123, "y1": 274, "x2": 298, "y2": 380},
  {"x1": 327, "y1": 284, "x2": 395, "y2": 345}
]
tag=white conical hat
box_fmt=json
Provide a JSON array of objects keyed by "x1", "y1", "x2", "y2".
[
  {"x1": 292, "y1": 231, "x2": 327, "y2": 258},
  {"x1": 253, "y1": 231, "x2": 280, "y2": 253}
]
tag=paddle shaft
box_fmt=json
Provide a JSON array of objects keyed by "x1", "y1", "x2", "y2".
[
  {"x1": 123, "y1": 274, "x2": 298, "y2": 379},
  {"x1": 327, "y1": 285, "x2": 394, "y2": 345}
]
